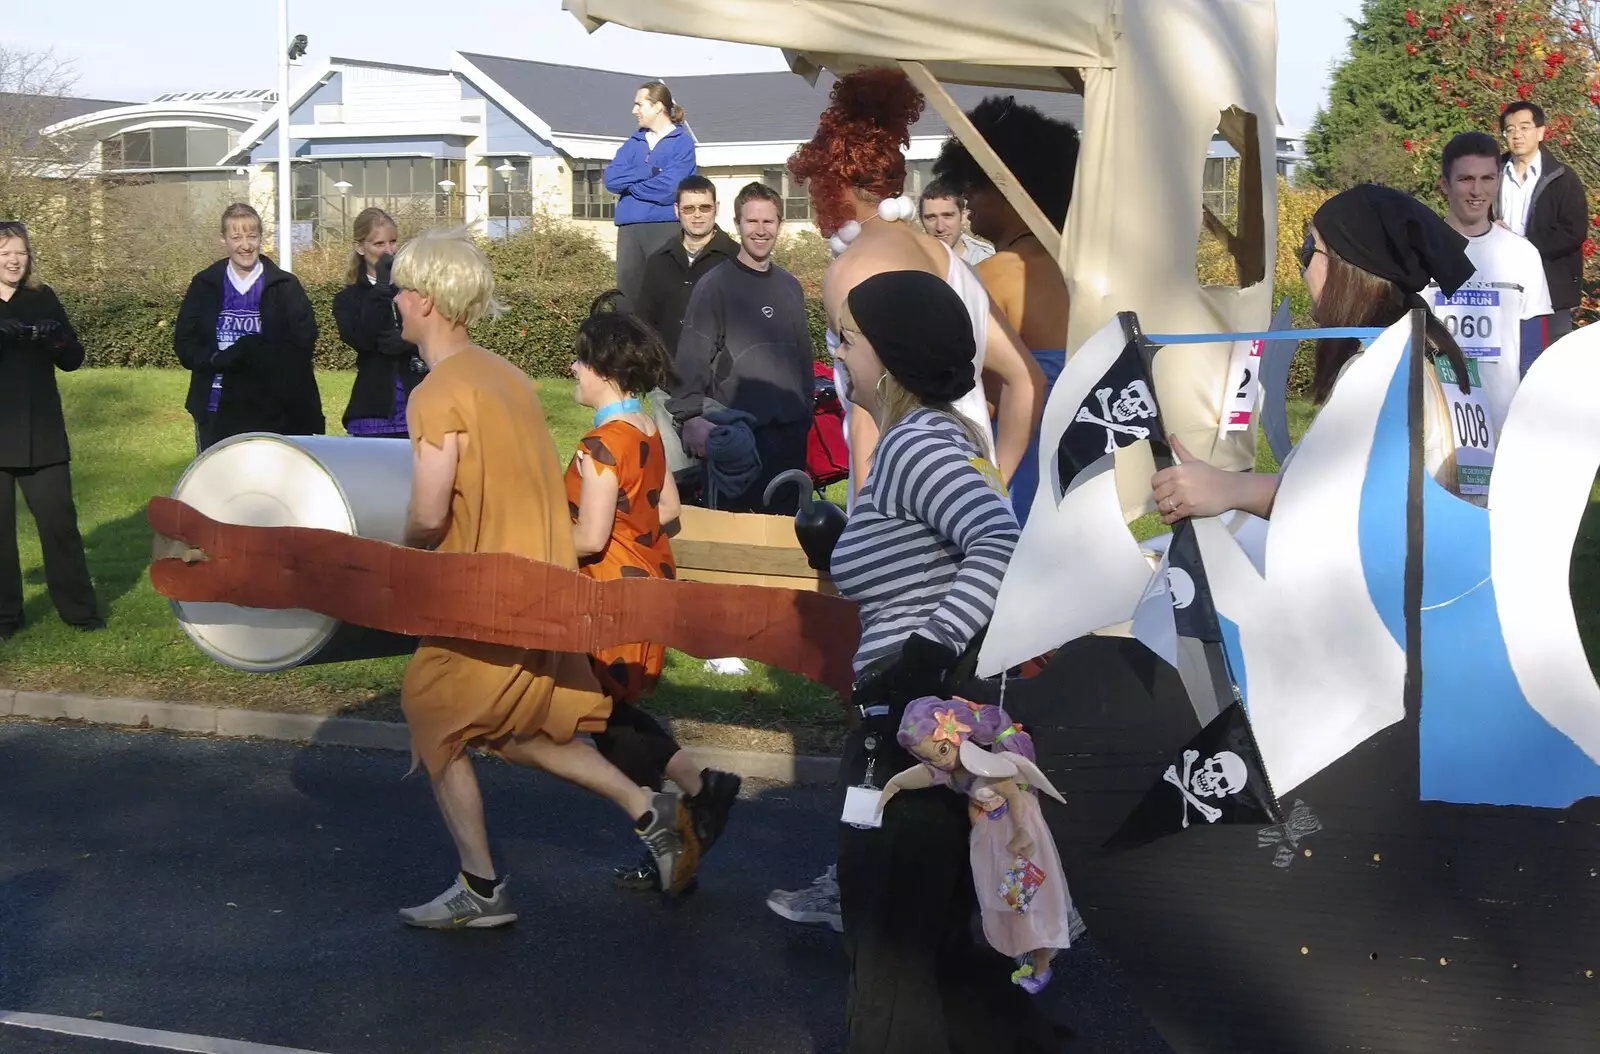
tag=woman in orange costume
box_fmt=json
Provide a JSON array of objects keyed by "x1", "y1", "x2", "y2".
[{"x1": 564, "y1": 291, "x2": 742, "y2": 893}]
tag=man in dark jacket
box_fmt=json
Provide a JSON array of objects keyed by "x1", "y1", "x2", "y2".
[
  {"x1": 1497, "y1": 101, "x2": 1588, "y2": 342},
  {"x1": 635, "y1": 175, "x2": 739, "y2": 356},
  {"x1": 174, "y1": 204, "x2": 323, "y2": 452}
]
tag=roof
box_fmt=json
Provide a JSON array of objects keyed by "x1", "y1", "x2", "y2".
[
  {"x1": 457, "y1": 53, "x2": 1083, "y2": 143},
  {"x1": 1, "y1": 91, "x2": 135, "y2": 136}
]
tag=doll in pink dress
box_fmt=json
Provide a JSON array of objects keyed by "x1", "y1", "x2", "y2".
[{"x1": 875, "y1": 696, "x2": 1075, "y2": 993}]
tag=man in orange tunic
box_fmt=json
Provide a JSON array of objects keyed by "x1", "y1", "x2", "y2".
[{"x1": 392, "y1": 229, "x2": 699, "y2": 927}]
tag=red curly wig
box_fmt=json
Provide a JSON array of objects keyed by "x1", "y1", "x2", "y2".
[{"x1": 788, "y1": 69, "x2": 924, "y2": 237}]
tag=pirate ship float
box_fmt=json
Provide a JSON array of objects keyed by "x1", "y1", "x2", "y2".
[{"x1": 146, "y1": 1, "x2": 1599, "y2": 1049}]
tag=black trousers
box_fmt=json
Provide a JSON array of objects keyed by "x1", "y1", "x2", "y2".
[
  {"x1": 0, "y1": 461, "x2": 99, "y2": 629},
  {"x1": 592, "y1": 699, "x2": 683, "y2": 792},
  {"x1": 836, "y1": 718, "x2": 1070, "y2": 1054},
  {"x1": 614, "y1": 221, "x2": 681, "y2": 313}
]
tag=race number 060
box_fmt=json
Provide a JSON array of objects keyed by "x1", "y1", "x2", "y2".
[{"x1": 1443, "y1": 314, "x2": 1493, "y2": 340}]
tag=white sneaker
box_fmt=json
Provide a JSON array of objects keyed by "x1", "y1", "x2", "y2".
[
  {"x1": 399, "y1": 874, "x2": 517, "y2": 929},
  {"x1": 766, "y1": 864, "x2": 842, "y2": 932}
]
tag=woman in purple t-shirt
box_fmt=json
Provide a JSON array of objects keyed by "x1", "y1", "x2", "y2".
[{"x1": 173, "y1": 203, "x2": 323, "y2": 452}]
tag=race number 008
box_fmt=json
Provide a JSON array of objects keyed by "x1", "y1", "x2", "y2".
[
  {"x1": 1442, "y1": 313, "x2": 1494, "y2": 340},
  {"x1": 1452, "y1": 401, "x2": 1492, "y2": 449}
]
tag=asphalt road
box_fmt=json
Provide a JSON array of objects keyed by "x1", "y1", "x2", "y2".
[{"x1": 0, "y1": 721, "x2": 1172, "y2": 1054}]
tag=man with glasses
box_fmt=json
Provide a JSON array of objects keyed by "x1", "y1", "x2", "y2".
[
  {"x1": 639, "y1": 175, "x2": 740, "y2": 479},
  {"x1": 635, "y1": 175, "x2": 738, "y2": 356},
  {"x1": 1496, "y1": 101, "x2": 1587, "y2": 345}
]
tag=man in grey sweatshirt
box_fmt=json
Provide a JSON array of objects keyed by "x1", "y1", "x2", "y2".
[{"x1": 666, "y1": 182, "x2": 816, "y2": 514}]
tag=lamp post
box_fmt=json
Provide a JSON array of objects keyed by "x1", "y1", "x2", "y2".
[
  {"x1": 437, "y1": 178, "x2": 456, "y2": 223},
  {"x1": 333, "y1": 179, "x2": 351, "y2": 245},
  {"x1": 276, "y1": 0, "x2": 292, "y2": 271},
  {"x1": 495, "y1": 159, "x2": 515, "y2": 237}
]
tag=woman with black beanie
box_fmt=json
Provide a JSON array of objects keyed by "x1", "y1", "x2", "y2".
[
  {"x1": 828, "y1": 269, "x2": 1070, "y2": 1051},
  {"x1": 1153, "y1": 183, "x2": 1479, "y2": 521}
]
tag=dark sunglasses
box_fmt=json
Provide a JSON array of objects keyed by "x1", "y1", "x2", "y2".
[{"x1": 1298, "y1": 228, "x2": 1323, "y2": 272}]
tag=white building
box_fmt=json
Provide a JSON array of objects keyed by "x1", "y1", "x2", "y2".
[{"x1": 33, "y1": 53, "x2": 1308, "y2": 256}]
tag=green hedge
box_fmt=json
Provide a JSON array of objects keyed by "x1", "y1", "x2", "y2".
[
  {"x1": 58, "y1": 279, "x2": 1310, "y2": 399},
  {"x1": 57, "y1": 281, "x2": 834, "y2": 378}
]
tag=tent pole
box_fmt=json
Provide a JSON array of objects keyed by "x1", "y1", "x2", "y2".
[{"x1": 898, "y1": 60, "x2": 1063, "y2": 261}]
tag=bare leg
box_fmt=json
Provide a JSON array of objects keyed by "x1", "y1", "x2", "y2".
[
  {"x1": 496, "y1": 735, "x2": 653, "y2": 821},
  {"x1": 431, "y1": 753, "x2": 495, "y2": 878},
  {"x1": 663, "y1": 751, "x2": 704, "y2": 797}
]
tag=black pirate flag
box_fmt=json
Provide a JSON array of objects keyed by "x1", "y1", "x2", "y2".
[
  {"x1": 1103, "y1": 702, "x2": 1282, "y2": 851},
  {"x1": 1057, "y1": 331, "x2": 1162, "y2": 489}
]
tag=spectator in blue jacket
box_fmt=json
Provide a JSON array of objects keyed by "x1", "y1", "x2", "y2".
[{"x1": 604, "y1": 81, "x2": 697, "y2": 311}]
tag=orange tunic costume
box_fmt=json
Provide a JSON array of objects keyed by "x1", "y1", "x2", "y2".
[
  {"x1": 401, "y1": 346, "x2": 610, "y2": 777},
  {"x1": 562, "y1": 419, "x2": 676, "y2": 703}
]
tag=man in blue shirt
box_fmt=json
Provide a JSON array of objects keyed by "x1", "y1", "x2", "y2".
[{"x1": 604, "y1": 80, "x2": 698, "y2": 311}]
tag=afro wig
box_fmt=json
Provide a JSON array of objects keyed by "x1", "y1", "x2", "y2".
[
  {"x1": 788, "y1": 69, "x2": 924, "y2": 237},
  {"x1": 932, "y1": 96, "x2": 1081, "y2": 229}
]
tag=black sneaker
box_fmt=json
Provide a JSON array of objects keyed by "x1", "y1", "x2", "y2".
[
  {"x1": 689, "y1": 769, "x2": 742, "y2": 856},
  {"x1": 612, "y1": 851, "x2": 699, "y2": 895}
]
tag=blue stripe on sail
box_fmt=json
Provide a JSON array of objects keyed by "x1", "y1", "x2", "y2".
[{"x1": 1356, "y1": 333, "x2": 1600, "y2": 807}]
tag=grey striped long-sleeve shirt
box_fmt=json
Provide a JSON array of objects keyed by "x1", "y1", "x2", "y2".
[{"x1": 830, "y1": 408, "x2": 1020, "y2": 676}]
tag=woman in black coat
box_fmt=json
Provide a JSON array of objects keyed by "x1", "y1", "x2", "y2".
[
  {"x1": 332, "y1": 208, "x2": 425, "y2": 437},
  {"x1": 173, "y1": 204, "x2": 324, "y2": 453},
  {"x1": 0, "y1": 220, "x2": 102, "y2": 638}
]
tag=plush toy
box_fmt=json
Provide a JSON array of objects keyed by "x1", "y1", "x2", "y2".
[{"x1": 877, "y1": 697, "x2": 1076, "y2": 993}]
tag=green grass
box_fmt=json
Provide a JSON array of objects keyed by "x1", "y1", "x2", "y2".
[
  {"x1": 4, "y1": 371, "x2": 1595, "y2": 750},
  {"x1": 0, "y1": 369, "x2": 841, "y2": 753}
]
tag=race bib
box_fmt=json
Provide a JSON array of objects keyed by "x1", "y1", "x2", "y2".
[
  {"x1": 1431, "y1": 288, "x2": 1503, "y2": 362},
  {"x1": 1434, "y1": 357, "x2": 1495, "y2": 496},
  {"x1": 1218, "y1": 337, "x2": 1263, "y2": 436}
]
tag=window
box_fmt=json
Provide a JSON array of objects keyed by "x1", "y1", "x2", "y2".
[
  {"x1": 488, "y1": 159, "x2": 534, "y2": 238},
  {"x1": 905, "y1": 160, "x2": 937, "y2": 201},
  {"x1": 101, "y1": 126, "x2": 237, "y2": 170},
  {"x1": 287, "y1": 158, "x2": 464, "y2": 243},
  {"x1": 761, "y1": 168, "x2": 810, "y2": 222},
  {"x1": 571, "y1": 162, "x2": 615, "y2": 220},
  {"x1": 1194, "y1": 108, "x2": 1265, "y2": 289},
  {"x1": 1202, "y1": 156, "x2": 1238, "y2": 221}
]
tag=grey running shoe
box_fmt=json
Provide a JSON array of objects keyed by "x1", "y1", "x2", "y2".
[
  {"x1": 767, "y1": 864, "x2": 842, "y2": 932},
  {"x1": 636, "y1": 790, "x2": 700, "y2": 897},
  {"x1": 398, "y1": 874, "x2": 516, "y2": 930}
]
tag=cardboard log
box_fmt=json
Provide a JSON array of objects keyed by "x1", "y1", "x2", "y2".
[{"x1": 147, "y1": 497, "x2": 861, "y2": 697}]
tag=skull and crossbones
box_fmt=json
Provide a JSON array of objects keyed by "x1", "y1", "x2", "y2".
[
  {"x1": 1163, "y1": 748, "x2": 1248, "y2": 827},
  {"x1": 1074, "y1": 381, "x2": 1158, "y2": 453}
]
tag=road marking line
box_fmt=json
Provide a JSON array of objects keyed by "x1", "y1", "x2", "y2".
[{"x1": 0, "y1": 1011, "x2": 334, "y2": 1054}]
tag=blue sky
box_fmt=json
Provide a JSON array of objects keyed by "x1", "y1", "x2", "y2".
[{"x1": 9, "y1": 1, "x2": 1362, "y2": 130}]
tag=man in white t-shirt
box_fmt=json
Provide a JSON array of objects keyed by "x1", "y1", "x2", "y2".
[
  {"x1": 1434, "y1": 131, "x2": 1553, "y2": 432},
  {"x1": 918, "y1": 180, "x2": 995, "y2": 266}
]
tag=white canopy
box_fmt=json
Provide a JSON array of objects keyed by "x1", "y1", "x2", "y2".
[{"x1": 568, "y1": 0, "x2": 1280, "y2": 503}]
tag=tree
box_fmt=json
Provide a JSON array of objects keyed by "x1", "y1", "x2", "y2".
[
  {"x1": 1410, "y1": 2, "x2": 1600, "y2": 185},
  {"x1": 0, "y1": 44, "x2": 117, "y2": 281},
  {"x1": 1307, "y1": 2, "x2": 1600, "y2": 196},
  {"x1": 1305, "y1": 0, "x2": 1477, "y2": 194}
]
